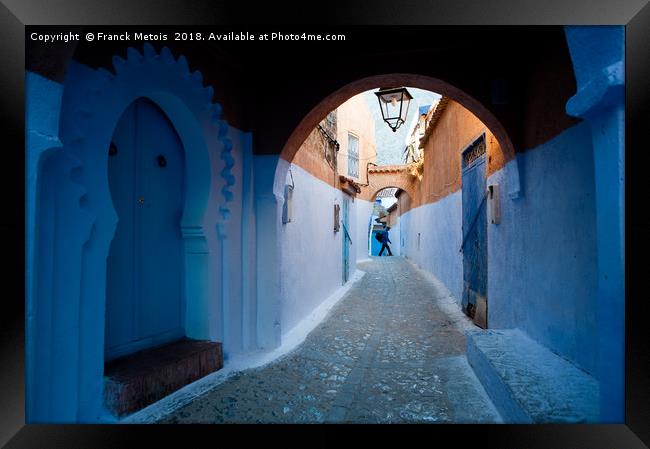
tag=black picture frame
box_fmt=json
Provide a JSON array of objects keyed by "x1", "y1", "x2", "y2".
[{"x1": 2, "y1": 1, "x2": 649, "y2": 447}]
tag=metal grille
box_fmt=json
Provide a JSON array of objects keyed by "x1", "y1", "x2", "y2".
[
  {"x1": 376, "y1": 187, "x2": 398, "y2": 198},
  {"x1": 348, "y1": 133, "x2": 359, "y2": 178},
  {"x1": 324, "y1": 138, "x2": 337, "y2": 169},
  {"x1": 318, "y1": 123, "x2": 339, "y2": 170},
  {"x1": 462, "y1": 134, "x2": 487, "y2": 167}
]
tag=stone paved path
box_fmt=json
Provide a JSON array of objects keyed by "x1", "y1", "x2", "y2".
[{"x1": 158, "y1": 257, "x2": 501, "y2": 423}]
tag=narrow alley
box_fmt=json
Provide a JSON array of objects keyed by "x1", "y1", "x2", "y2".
[
  {"x1": 24, "y1": 26, "x2": 624, "y2": 426},
  {"x1": 159, "y1": 257, "x2": 501, "y2": 424}
]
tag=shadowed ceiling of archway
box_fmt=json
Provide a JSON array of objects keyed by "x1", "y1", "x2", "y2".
[{"x1": 27, "y1": 26, "x2": 580, "y2": 156}]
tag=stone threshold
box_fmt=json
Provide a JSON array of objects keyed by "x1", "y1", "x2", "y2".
[
  {"x1": 466, "y1": 328, "x2": 599, "y2": 423},
  {"x1": 104, "y1": 338, "x2": 223, "y2": 417}
]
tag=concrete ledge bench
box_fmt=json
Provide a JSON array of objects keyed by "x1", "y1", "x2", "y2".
[
  {"x1": 466, "y1": 329, "x2": 599, "y2": 423},
  {"x1": 104, "y1": 338, "x2": 223, "y2": 418}
]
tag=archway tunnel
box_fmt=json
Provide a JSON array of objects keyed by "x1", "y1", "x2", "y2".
[{"x1": 275, "y1": 80, "x2": 509, "y2": 334}]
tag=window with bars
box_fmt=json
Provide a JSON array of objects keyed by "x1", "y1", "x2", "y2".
[
  {"x1": 318, "y1": 121, "x2": 338, "y2": 170},
  {"x1": 348, "y1": 133, "x2": 359, "y2": 178}
]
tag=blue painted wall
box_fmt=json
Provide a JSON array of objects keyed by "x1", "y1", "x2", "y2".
[
  {"x1": 400, "y1": 121, "x2": 600, "y2": 377},
  {"x1": 564, "y1": 25, "x2": 625, "y2": 422},
  {"x1": 25, "y1": 44, "x2": 250, "y2": 423},
  {"x1": 488, "y1": 121, "x2": 599, "y2": 376},
  {"x1": 25, "y1": 72, "x2": 66, "y2": 423}
]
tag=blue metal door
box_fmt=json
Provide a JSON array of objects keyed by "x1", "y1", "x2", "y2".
[
  {"x1": 342, "y1": 197, "x2": 351, "y2": 284},
  {"x1": 105, "y1": 98, "x2": 186, "y2": 360},
  {"x1": 461, "y1": 136, "x2": 488, "y2": 327}
]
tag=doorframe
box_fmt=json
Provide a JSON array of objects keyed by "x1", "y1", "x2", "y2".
[
  {"x1": 104, "y1": 98, "x2": 189, "y2": 361},
  {"x1": 28, "y1": 45, "x2": 235, "y2": 422},
  {"x1": 341, "y1": 195, "x2": 351, "y2": 284},
  {"x1": 460, "y1": 132, "x2": 488, "y2": 327}
]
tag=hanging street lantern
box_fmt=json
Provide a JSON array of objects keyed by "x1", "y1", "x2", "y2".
[{"x1": 374, "y1": 87, "x2": 413, "y2": 132}]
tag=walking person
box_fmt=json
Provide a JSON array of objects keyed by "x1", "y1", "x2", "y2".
[{"x1": 378, "y1": 226, "x2": 393, "y2": 256}]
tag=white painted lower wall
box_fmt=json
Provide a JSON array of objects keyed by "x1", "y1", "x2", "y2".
[
  {"x1": 279, "y1": 164, "x2": 356, "y2": 336},
  {"x1": 400, "y1": 190, "x2": 464, "y2": 304},
  {"x1": 388, "y1": 217, "x2": 401, "y2": 256},
  {"x1": 354, "y1": 198, "x2": 374, "y2": 262}
]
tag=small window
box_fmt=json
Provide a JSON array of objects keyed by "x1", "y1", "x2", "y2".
[
  {"x1": 334, "y1": 203, "x2": 340, "y2": 232},
  {"x1": 347, "y1": 133, "x2": 359, "y2": 178}
]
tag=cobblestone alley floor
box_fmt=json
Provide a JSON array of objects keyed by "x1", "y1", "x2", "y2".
[{"x1": 158, "y1": 256, "x2": 502, "y2": 423}]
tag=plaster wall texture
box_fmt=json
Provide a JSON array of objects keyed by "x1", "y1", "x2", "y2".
[
  {"x1": 219, "y1": 126, "x2": 252, "y2": 358},
  {"x1": 487, "y1": 120, "x2": 599, "y2": 376},
  {"x1": 275, "y1": 92, "x2": 377, "y2": 337},
  {"x1": 289, "y1": 125, "x2": 338, "y2": 187},
  {"x1": 388, "y1": 218, "x2": 401, "y2": 256},
  {"x1": 279, "y1": 163, "x2": 352, "y2": 336},
  {"x1": 359, "y1": 165, "x2": 417, "y2": 202},
  {"x1": 364, "y1": 101, "x2": 504, "y2": 211},
  {"x1": 564, "y1": 25, "x2": 624, "y2": 422},
  {"x1": 355, "y1": 198, "x2": 374, "y2": 262},
  {"x1": 336, "y1": 92, "x2": 377, "y2": 183},
  {"x1": 25, "y1": 74, "x2": 65, "y2": 421},
  {"x1": 239, "y1": 132, "x2": 257, "y2": 352},
  {"x1": 400, "y1": 190, "x2": 464, "y2": 304},
  {"x1": 413, "y1": 100, "x2": 504, "y2": 211},
  {"x1": 289, "y1": 92, "x2": 376, "y2": 188},
  {"x1": 385, "y1": 204, "x2": 402, "y2": 257},
  {"x1": 254, "y1": 155, "x2": 285, "y2": 350}
]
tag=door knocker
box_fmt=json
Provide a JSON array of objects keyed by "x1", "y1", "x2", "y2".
[{"x1": 157, "y1": 154, "x2": 167, "y2": 167}]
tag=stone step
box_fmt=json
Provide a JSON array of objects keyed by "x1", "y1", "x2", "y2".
[
  {"x1": 466, "y1": 329, "x2": 599, "y2": 423},
  {"x1": 104, "y1": 338, "x2": 223, "y2": 417}
]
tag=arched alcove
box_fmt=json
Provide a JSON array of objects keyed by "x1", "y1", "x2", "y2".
[{"x1": 29, "y1": 43, "x2": 235, "y2": 421}]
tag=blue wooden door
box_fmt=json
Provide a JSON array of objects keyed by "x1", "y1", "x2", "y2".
[
  {"x1": 342, "y1": 197, "x2": 351, "y2": 284},
  {"x1": 461, "y1": 137, "x2": 488, "y2": 327},
  {"x1": 105, "y1": 98, "x2": 186, "y2": 361}
]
